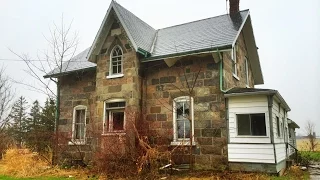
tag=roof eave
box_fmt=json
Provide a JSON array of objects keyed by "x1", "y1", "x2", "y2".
[
  {"x1": 43, "y1": 66, "x2": 96, "y2": 79},
  {"x1": 141, "y1": 45, "x2": 232, "y2": 63}
]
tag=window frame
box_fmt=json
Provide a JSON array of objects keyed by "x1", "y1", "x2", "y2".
[
  {"x1": 236, "y1": 112, "x2": 268, "y2": 137},
  {"x1": 103, "y1": 99, "x2": 126, "y2": 134},
  {"x1": 70, "y1": 105, "x2": 87, "y2": 145},
  {"x1": 231, "y1": 45, "x2": 239, "y2": 80},
  {"x1": 171, "y1": 96, "x2": 195, "y2": 145},
  {"x1": 107, "y1": 45, "x2": 124, "y2": 79},
  {"x1": 245, "y1": 56, "x2": 249, "y2": 87},
  {"x1": 276, "y1": 116, "x2": 280, "y2": 137}
]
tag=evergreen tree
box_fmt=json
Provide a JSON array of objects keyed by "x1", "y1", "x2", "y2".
[
  {"x1": 41, "y1": 98, "x2": 55, "y2": 132},
  {"x1": 25, "y1": 100, "x2": 41, "y2": 150},
  {"x1": 9, "y1": 96, "x2": 28, "y2": 146}
]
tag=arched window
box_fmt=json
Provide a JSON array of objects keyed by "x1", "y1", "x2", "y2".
[
  {"x1": 71, "y1": 105, "x2": 87, "y2": 145},
  {"x1": 172, "y1": 96, "x2": 194, "y2": 145},
  {"x1": 109, "y1": 46, "x2": 123, "y2": 76}
]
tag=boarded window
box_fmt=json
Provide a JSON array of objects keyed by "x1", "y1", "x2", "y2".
[{"x1": 237, "y1": 113, "x2": 266, "y2": 136}]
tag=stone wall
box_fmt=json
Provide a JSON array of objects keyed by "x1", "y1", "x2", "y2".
[
  {"x1": 223, "y1": 32, "x2": 255, "y2": 89},
  {"x1": 142, "y1": 55, "x2": 227, "y2": 169}
]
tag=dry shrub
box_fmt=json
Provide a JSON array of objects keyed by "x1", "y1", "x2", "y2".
[{"x1": 0, "y1": 147, "x2": 88, "y2": 178}]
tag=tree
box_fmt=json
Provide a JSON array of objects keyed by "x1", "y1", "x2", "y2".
[
  {"x1": 0, "y1": 67, "x2": 15, "y2": 157},
  {"x1": 10, "y1": 17, "x2": 79, "y2": 163},
  {"x1": 9, "y1": 96, "x2": 29, "y2": 147},
  {"x1": 40, "y1": 98, "x2": 55, "y2": 132},
  {"x1": 305, "y1": 120, "x2": 318, "y2": 151},
  {"x1": 25, "y1": 100, "x2": 41, "y2": 150}
]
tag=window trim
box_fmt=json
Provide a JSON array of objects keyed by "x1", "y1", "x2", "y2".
[
  {"x1": 103, "y1": 98, "x2": 126, "y2": 134},
  {"x1": 231, "y1": 45, "x2": 239, "y2": 80},
  {"x1": 171, "y1": 96, "x2": 195, "y2": 145},
  {"x1": 245, "y1": 56, "x2": 250, "y2": 88},
  {"x1": 235, "y1": 112, "x2": 268, "y2": 138},
  {"x1": 276, "y1": 116, "x2": 280, "y2": 137},
  {"x1": 70, "y1": 105, "x2": 87, "y2": 145},
  {"x1": 108, "y1": 45, "x2": 124, "y2": 78}
]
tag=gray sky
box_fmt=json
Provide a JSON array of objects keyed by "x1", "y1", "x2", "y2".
[{"x1": 0, "y1": 0, "x2": 319, "y2": 134}]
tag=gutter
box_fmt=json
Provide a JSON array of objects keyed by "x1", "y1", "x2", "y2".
[
  {"x1": 141, "y1": 45, "x2": 232, "y2": 63},
  {"x1": 137, "y1": 47, "x2": 151, "y2": 58},
  {"x1": 218, "y1": 49, "x2": 233, "y2": 93},
  {"x1": 43, "y1": 66, "x2": 96, "y2": 78}
]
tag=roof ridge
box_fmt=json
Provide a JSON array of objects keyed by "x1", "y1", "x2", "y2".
[
  {"x1": 113, "y1": 1, "x2": 156, "y2": 31},
  {"x1": 150, "y1": 30, "x2": 159, "y2": 54},
  {"x1": 157, "y1": 9, "x2": 249, "y2": 31}
]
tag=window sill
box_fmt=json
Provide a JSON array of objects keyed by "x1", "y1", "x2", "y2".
[
  {"x1": 170, "y1": 141, "x2": 196, "y2": 146},
  {"x1": 232, "y1": 74, "x2": 240, "y2": 81},
  {"x1": 106, "y1": 74, "x2": 124, "y2": 79},
  {"x1": 68, "y1": 140, "x2": 86, "y2": 145},
  {"x1": 246, "y1": 85, "x2": 250, "y2": 88},
  {"x1": 235, "y1": 135, "x2": 268, "y2": 138},
  {"x1": 102, "y1": 132, "x2": 126, "y2": 136}
]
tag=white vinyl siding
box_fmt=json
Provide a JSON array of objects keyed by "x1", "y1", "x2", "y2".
[
  {"x1": 272, "y1": 99, "x2": 288, "y2": 144},
  {"x1": 228, "y1": 95, "x2": 270, "y2": 143},
  {"x1": 228, "y1": 144, "x2": 275, "y2": 163},
  {"x1": 275, "y1": 143, "x2": 286, "y2": 163}
]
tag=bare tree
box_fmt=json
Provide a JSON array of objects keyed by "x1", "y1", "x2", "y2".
[
  {"x1": 10, "y1": 16, "x2": 79, "y2": 163},
  {"x1": 305, "y1": 120, "x2": 318, "y2": 151}
]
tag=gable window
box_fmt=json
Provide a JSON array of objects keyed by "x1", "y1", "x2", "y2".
[
  {"x1": 231, "y1": 45, "x2": 238, "y2": 79},
  {"x1": 104, "y1": 99, "x2": 126, "y2": 133},
  {"x1": 107, "y1": 46, "x2": 123, "y2": 79},
  {"x1": 172, "y1": 96, "x2": 194, "y2": 145},
  {"x1": 245, "y1": 57, "x2": 249, "y2": 87},
  {"x1": 71, "y1": 105, "x2": 87, "y2": 145},
  {"x1": 276, "y1": 117, "x2": 280, "y2": 137},
  {"x1": 237, "y1": 113, "x2": 266, "y2": 136}
]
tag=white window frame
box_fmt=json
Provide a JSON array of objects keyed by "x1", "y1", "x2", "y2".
[
  {"x1": 235, "y1": 112, "x2": 268, "y2": 138},
  {"x1": 70, "y1": 105, "x2": 87, "y2": 145},
  {"x1": 231, "y1": 45, "x2": 239, "y2": 80},
  {"x1": 103, "y1": 99, "x2": 126, "y2": 134},
  {"x1": 107, "y1": 45, "x2": 124, "y2": 79},
  {"x1": 245, "y1": 57, "x2": 250, "y2": 88},
  {"x1": 171, "y1": 96, "x2": 195, "y2": 145}
]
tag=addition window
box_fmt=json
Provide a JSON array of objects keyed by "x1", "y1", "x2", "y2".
[
  {"x1": 245, "y1": 57, "x2": 249, "y2": 87},
  {"x1": 276, "y1": 116, "x2": 280, "y2": 137},
  {"x1": 104, "y1": 99, "x2": 126, "y2": 133},
  {"x1": 237, "y1": 113, "x2": 266, "y2": 136},
  {"x1": 231, "y1": 45, "x2": 238, "y2": 77},
  {"x1": 72, "y1": 105, "x2": 87, "y2": 144},
  {"x1": 172, "y1": 96, "x2": 194, "y2": 144},
  {"x1": 109, "y1": 46, "x2": 123, "y2": 77}
]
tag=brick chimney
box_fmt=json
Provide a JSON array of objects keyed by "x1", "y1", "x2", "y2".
[{"x1": 229, "y1": 0, "x2": 240, "y2": 16}]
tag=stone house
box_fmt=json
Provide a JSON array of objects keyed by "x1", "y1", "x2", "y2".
[{"x1": 44, "y1": 0, "x2": 299, "y2": 172}]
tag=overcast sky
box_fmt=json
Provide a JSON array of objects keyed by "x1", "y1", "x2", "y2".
[{"x1": 0, "y1": 0, "x2": 319, "y2": 134}]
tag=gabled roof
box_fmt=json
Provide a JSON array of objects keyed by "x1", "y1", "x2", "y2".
[
  {"x1": 45, "y1": 1, "x2": 263, "y2": 85},
  {"x1": 43, "y1": 48, "x2": 96, "y2": 78}
]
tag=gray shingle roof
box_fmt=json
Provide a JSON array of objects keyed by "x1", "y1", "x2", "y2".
[
  {"x1": 44, "y1": 48, "x2": 96, "y2": 78},
  {"x1": 45, "y1": 2, "x2": 250, "y2": 78},
  {"x1": 113, "y1": 2, "x2": 156, "y2": 52},
  {"x1": 151, "y1": 11, "x2": 249, "y2": 58}
]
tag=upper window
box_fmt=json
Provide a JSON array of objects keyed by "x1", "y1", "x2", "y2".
[
  {"x1": 172, "y1": 96, "x2": 194, "y2": 143},
  {"x1": 245, "y1": 57, "x2": 249, "y2": 87},
  {"x1": 231, "y1": 45, "x2": 237, "y2": 77},
  {"x1": 104, "y1": 99, "x2": 126, "y2": 133},
  {"x1": 237, "y1": 113, "x2": 266, "y2": 136},
  {"x1": 109, "y1": 46, "x2": 123, "y2": 76},
  {"x1": 72, "y1": 105, "x2": 87, "y2": 144}
]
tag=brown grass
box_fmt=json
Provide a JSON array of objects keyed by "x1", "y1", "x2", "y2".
[
  {"x1": 0, "y1": 148, "x2": 88, "y2": 179},
  {"x1": 297, "y1": 138, "x2": 320, "y2": 151}
]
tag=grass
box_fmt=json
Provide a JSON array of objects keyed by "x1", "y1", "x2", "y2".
[
  {"x1": 297, "y1": 138, "x2": 320, "y2": 151},
  {"x1": 0, "y1": 175, "x2": 73, "y2": 180},
  {"x1": 270, "y1": 166, "x2": 309, "y2": 180}
]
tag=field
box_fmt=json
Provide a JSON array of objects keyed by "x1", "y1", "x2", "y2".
[{"x1": 297, "y1": 138, "x2": 320, "y2": 151}]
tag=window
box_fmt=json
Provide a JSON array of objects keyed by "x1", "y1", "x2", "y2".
[
  {"x1": 72, "y1": 105, "x2": 87, "y2": 144},
  {"x1": 237, "y1": 113, "x2": 266, "y2": 136},
  {"x1": 172, "y1": 96, "x2": 194, "y2": 143},
  {"x1": 276, "y1": 117, "x2": 280, "y2": 137},
  {"x1": 104, "y1": 99, "x2": 126, "y2": 133},
  {"x1": 245, "y1": 57, "x2": 249, "y2": 87},
  {"x1": 231, "y1": 45, "x2": 237, "y2": 77},
  {"x1": 108, "y1": 46, "x2": 123, "y2": 77}
]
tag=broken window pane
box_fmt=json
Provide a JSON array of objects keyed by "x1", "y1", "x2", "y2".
[{"x1": 112, "y1": 112, "x2": 124, "y2": 131}]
